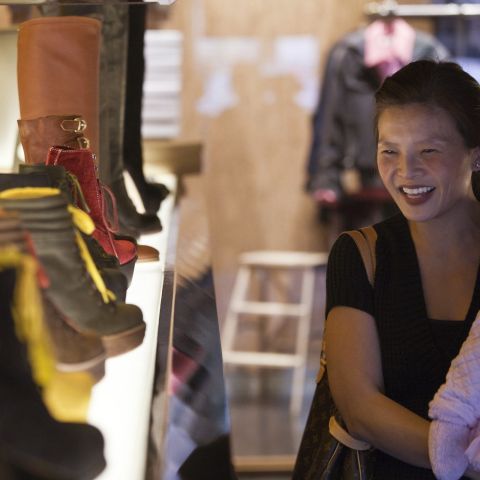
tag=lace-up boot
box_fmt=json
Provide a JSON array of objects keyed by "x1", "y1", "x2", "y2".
[
  {"x1": 0, "y1": 170, "x2": 129, "y2": 295},
  {"x1": 0, "y1": 209, "x2": 106, "y2": 376},
  {"x1": 0, "y1": 188, "x2": 145, "y2": 356},
  {"x1": 46, "y1": 146, "x2": 140, "y2": 281}
]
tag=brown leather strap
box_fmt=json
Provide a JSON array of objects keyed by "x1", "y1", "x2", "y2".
[
  {"x1": 316, "y1": 227, "x2": 377, "y2": 383},
  {"x1": 329, "y1": 416, "x2": 372, "y2": 450},
  {"x1": 344, "y1": 226, "x2": 377, "y2": 286}
]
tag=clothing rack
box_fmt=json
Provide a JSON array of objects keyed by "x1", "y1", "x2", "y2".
[
  {"x1": 365, "y1": 1, "x2": 480, "y2": 18},
  {"x1": 365, "y1": 1, "x2": 480, "y2": 57}
]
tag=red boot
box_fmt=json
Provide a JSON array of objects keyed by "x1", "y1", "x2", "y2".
[{"x1": 46, "y1": 146, "x2": 137, "y2": 280}]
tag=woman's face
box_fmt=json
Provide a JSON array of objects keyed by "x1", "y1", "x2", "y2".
[{"x1": 377, "y1": 103, "x2": 479, "y2": 223}]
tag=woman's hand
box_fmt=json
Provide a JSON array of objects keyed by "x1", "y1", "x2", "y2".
[{"x1": 325, "y1": 306, "x2": 431, "y2": 469}]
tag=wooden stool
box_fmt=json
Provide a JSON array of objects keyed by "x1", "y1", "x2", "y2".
[{"x1": 222, "y1": 250, "x2": 328, "y2": 415}]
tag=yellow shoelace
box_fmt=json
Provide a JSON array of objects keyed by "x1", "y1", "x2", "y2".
[
  {"x1": 68, "y1": 206, "x2": 116, "y2": 303},
  {"x1": 0, "y1": 186, "x2": 60, "y2": 199}
]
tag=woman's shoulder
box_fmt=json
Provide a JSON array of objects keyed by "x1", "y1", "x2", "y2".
[{"x1": 332, "y1": 213, "x2": 406, "y2": 250}]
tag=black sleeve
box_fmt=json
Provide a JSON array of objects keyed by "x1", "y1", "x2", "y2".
[{"x1": 325, "y1": 233, "x2": 374, "y2": 318}]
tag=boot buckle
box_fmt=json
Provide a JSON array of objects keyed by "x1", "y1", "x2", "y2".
[
  {"x1": 77, "y1": 136, "x2": 90, "y2": 149},
  {"x1": 60, "y1": 117, "x2": 87, "y2": 133}
]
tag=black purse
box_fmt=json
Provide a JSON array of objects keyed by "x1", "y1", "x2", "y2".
[{"x1": 292, "y1": 227, "x2": 378, "y2": 480}]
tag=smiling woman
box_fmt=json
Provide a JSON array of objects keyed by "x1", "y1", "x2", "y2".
[
  {"x1": 295, "y1": 60, "x2": 480, "y2": 480},
  {"x1": 376, "y1": 102, "x2": 478, "y2": 223}
]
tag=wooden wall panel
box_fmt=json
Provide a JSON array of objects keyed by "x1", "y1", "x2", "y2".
[{"x1": 156, "y1": 0, "x2": 433, "y2": 319}]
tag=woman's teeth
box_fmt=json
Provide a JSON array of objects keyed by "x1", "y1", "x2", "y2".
[{"x1": 401, "y1": 186, "x2": 435, "y2": 196}]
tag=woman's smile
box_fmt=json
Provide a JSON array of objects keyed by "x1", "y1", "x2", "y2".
[{"x1": 398, "y1": 184, "x2": 436, "y2": 205}]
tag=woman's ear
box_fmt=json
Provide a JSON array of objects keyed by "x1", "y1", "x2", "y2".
[{"x1": 472, "y1": 148, "x2": 480, "y2": 172}]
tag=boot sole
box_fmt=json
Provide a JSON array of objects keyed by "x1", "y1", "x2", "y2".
[
  {"x1": 137, "y1": 244, "x2": 160, "y2": 263},
  {"x1": 102, "y1": 322, "x2": 146, "y2": 358},
  {"x1": 119, "y1": 255, "x2": 137, "y2": 286},
  {"x1": 56, "y1": 352, "x2": 106, "y2": 382}
]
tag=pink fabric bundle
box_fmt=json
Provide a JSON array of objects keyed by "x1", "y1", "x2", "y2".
[
  {"x1": 429, "y1": 312, "x2": 480, "y2": 480},
  {"x1": 364, "y1": 18, "x2": 415, "y2": 81}
]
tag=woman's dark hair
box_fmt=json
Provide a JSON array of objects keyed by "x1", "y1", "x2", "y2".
[{"x1": 375, "y1": 60, "x2": 480, "y2": 148}]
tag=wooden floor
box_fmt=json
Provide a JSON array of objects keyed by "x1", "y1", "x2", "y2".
[{"x1": 223, "y1": 267, "x2": 326, "y2": 477}]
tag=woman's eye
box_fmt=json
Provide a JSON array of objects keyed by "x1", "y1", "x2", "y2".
[
  {"x1": 422, "y1": 148, "x2": 437, "y2": 154},
  {"x1": 381, "y1": 149, "x2": 396, "y2": 155}
]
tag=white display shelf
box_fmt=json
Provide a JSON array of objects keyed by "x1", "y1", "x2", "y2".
[{"x1": 88, "y1": 174, "x2": 177, "y2": 480}]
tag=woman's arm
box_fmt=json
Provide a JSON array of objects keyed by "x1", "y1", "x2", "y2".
[{"x1": 325, "y1": 305, "x2": 431, "y2": 469}]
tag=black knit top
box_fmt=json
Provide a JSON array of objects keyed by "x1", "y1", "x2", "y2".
[{"x1": 326, "y1": 213, "x2": 480, "y2": 479}]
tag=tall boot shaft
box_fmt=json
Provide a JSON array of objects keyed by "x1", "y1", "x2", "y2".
[
  {"x1": 123, "y1": 5, "x2": 169, "y2": 215},
  {"x1": 17, "y1": 16, "x2": 101, "y2": 155},
  {"x1": 18, "y1": 115, "x2": 90, "y2": 165}
]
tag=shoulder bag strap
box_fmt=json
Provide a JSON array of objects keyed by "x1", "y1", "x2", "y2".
[
  {"x1": 316, "y1": 226, "x2": 377, "y2": 383},
  {"x1": 344, "y1": 226, "x2": 377, "y2": 287}
]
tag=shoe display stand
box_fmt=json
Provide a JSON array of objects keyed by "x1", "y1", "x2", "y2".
[
  {"x1": 0, "y1": 4, "x2": 232, "y2": 477},
  {"x1": 89, "y1": 172, "x2": 178, "y2": 480}
]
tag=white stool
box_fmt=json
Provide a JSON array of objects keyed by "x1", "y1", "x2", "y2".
[{"x1": 222, "y1": 250, "x2": 328, "y2": 415}]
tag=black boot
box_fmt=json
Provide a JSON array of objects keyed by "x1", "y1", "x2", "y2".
[
  {"x1": 97, "y1": 4, "x2": 162, "y2": 235},
  {"x1": 111, "y1": 177, "x2": 162, "y2": 234},
  {"x1": 0, "y1": 255, "x2": 106, "y2": 480},
  {"x1": 124, "y1": 4, "x2": 169, "y2": 215}
]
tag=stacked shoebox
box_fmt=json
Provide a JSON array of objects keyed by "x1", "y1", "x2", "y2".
[{"x1": 142, "y1": 29, "x2": 183, "y2": 139}]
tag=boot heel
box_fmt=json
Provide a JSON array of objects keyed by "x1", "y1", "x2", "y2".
[
  {"x1": 119, "y1": 255, "x2": 137, "y2": 286},
  {"x1": 102, "y1": 323, "x2": 146, "y2": 358}
]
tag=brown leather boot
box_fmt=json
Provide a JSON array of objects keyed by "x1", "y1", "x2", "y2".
[
  {"x1": 0, "y1": 189, "x2": 146, "y2": 357},
  {"x1": 17, "y1": 17, "x2": 101, "y2": 155}
]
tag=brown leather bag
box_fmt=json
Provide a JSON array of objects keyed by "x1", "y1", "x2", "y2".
[{"x1": 292, "y1": 227, "x2": 377, "y2": 480}]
